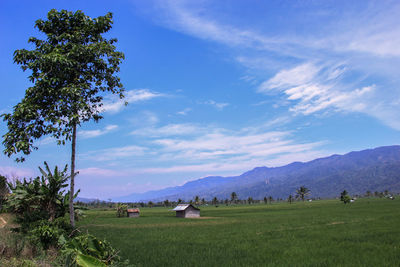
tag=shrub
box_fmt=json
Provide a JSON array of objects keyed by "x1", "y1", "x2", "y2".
[
  {"x1": 116, "y1": 203, "x2": 128, "y2": 217},
  {"x1": 62, "y1": 234, "x2": 128, "y2": 266}
]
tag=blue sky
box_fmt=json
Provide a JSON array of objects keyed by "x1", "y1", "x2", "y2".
[{"x1": 1, "y1": 0, "x2": 400, "y2": 199}]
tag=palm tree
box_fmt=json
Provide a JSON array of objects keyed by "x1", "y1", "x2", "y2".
[
  {"x1": 296, "y1": 186, "x2": 310, "y2": 201},
  {"x1": 212, "y1": 197, "x2": 218, "y2": 206},
  {"x1": 177, "y1": 198, "x2": 183, "y2": 204},
  {"x1": 288, "y1": 194, "x2": 293, "y2": 204},
  {"x1": 164, "y1": 199, "x2": 170, "y2": 207},
  {"x1": 194, "y1": 195, "x2": 200, "y2": 206},
  {"x1": 340, "y1": 190, "x2": 348, "y2": 202},
  {"x1": 231, "y1": 192, "x2": 237, "y2": 204}
]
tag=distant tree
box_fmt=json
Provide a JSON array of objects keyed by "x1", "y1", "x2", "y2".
[
  {"x1": 164, "y1": 199, "x2": 170, "y2": 207},
  {"x1": 263, "y1": 196, "x2": 268, "y2": 204},
  {"x1": 116, "y1": 203, "x2": 128, "y2": 217},
  {"x1": 177, "y1": 198, "x2": 183, "y2": 204},
  {"x1": 340, "y1": 190, "x2": 351, "y2": 204},
  {"x1": 148, "y1": 201, "x2": 154, "y2": 208},
  {"x1": 295, "y1": 186, "x2": 310, "y2": 201},
  {"x1": 268, "y1": 196, "x2": 273, "y2": 203},
  {"x1": 288, "y1": 194, "x2": 293, "y2": 204},
  {"x1": 365, "y1": 191, "x2": 372, "y2": 197},
  {"x1": 212, "y1": 197, "x2": 218, "y2": 206},
  {"x1": 231, "y1": 192, "x2": 237, "y2": 204},
  {"x1": 189, "y1": 200, "x2": 193, "y2": 205},
  {"x1": 224, "y1": 199, "x2": 229, "y2": 205},
  {"x1": 384, "y1": 190, "x2": 389, "y2": 196},
  {"x1": 194, "y1": 196, "x2": 200, "y2": 206},
  {"x1": 340, "y1": 190, "x2": 348, "y2": 202},
  {"x1": 2, "y1": 10, "x2": 125, "y2": 228},
  {"x1": 247, "y1": 197, "x2": 253, "y2": 204}
]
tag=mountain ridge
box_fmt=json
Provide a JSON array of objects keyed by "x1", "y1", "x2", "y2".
[{"x1": 114, "y1": 145, "x2": 400, "y2": 202}]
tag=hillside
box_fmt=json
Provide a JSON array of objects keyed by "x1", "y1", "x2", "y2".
[{"x1": 114, "y1": 145, "x2": 400, "y2": 202}]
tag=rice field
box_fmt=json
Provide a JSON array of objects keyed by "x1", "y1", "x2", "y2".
[{"x1": 78, "y1": 198, "x2": 400, "y2": 266}]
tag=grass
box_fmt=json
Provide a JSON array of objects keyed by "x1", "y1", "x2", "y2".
[{"x1": 77, "y1": 198, "x2": 400, "y2": 266}]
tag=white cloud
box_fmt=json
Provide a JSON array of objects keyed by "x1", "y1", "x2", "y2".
[
  {"x1": 177, "y1": 108, "x2": 192, "y2": 115},
  {"x1": 257, "y1": 61, "x2": 400, "y2": 130},
  {"x1": 82, "y1": 145, "x2": 147, "y2": 162},
  {"x1": 152, "y1": 126, "x2": 325, "y2": 165},
  {"x1": 147, "y1": 1, "x2": 400, "y2": 131},
  {"x1": 78, "y1": 167, "x2": 131, "y2": 177},
  {"x1": 0, "y1": 166, "x2": 34, "y2": 178},
  {"x1": 102, "y1": 89, "x2": 165, "y2": 113},
  {"x1": 258, "y1": 63, "x2": 321, "y2": 93},
  {"x1": 131, "y1": 123, "x2": 200, "y2": 137},
  {"x1": 204, "y1": 100, "x2": 229, "y2": 110},
  {"x1": 78, "y1": 125, "x2": 118, "y2": 139}
]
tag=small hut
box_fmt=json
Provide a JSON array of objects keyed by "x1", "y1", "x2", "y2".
[
  {"x1": 127, "y1": 208, "x2": 140, "y2": 218},
  {"x1": 172, "y1": 204, "x2": 200, "y2": 218}
]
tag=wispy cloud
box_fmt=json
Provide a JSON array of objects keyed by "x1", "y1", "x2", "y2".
[
  {"x1": 258, "y1": 61, "x2": 400, "y2": 130},
  {"x1": 82, "y1": 145, "x2": 147, "y2": 162},
  {"x1": 204, "y1": 100, "x2": 229, "y2": 110},
  {"x1": 153, "y1": 129, "x2": 324, "y2": 163},
  {"x1": 131, "y1": 123, "x2": 201, "y2": 137},
  {"x1": 102, "y1": 89, "x2": 165, "y2": 113},
  {"x1": 177, "y1": 108, "x2": 192, "y2": 115},
  {"x1": 0, "y1": 166, "x2": 34, "y2": 178},
  {"x1": 78, "y1": 125, "x2": 118, "y2": 139},
  {"x1": 147, "y1": 1, "x2": 400, "y2": 130}
]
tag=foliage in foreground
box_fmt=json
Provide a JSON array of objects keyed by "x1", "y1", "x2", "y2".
[
  {"x1": 6, "y1": 162, "x2": 75, "y2": 230},
  {"x1": 2, "y1": 162, "x2": 131, "y2": 266}
]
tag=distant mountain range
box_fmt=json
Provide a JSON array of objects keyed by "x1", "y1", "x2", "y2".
[{"x1": 114, "y1": 145, "x2": 400, "y2": 202}]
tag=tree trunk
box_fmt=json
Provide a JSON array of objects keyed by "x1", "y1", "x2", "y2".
[{"x1": 69, "y1": 123, "x2": 77, "y2": 228}]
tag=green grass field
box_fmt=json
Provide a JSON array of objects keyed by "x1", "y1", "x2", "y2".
[{"x1": 78, "y1": 199, "x2": 400, "y2": 266}]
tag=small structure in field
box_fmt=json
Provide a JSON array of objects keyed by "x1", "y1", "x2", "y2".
[
  {"x1": 127, "y1": 208, "x2": 140, "y2": 218},
  {"x1": 172, "y1": 204, "x2": 200, "y2": 218}
]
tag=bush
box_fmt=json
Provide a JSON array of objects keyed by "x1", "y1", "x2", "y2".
[
  {"x1": 28, "y1": 217, "x2": 72, "y2": 250},
  {"x1": 61, "y1": 233, "x2": 130, "y2": 266}
]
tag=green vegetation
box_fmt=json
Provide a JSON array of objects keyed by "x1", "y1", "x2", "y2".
[
  {"x1": 77, "y1": 198, "x2": 400, "y2": 266},
  {"x1": 341, "y1": 190, "x2": 351, "y2": 204},
  {"x1": 295, "y1": 186, "x2": 310, "y2": 201},
  {"x1": 1, "y1": 162, "x2": 130, "y2": 266},
  {"x1": 1, "y1": 9, "x2": 125, "y2": 227}
]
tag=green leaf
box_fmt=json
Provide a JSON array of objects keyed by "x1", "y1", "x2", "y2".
[{"x1": 76, "y1": 253, "x2": 106, "y2": 267}]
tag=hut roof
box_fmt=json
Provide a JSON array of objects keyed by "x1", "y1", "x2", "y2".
[
  {"x1": 127, "y1": 208, "x2": 140, "y2": 213},
  {"x1": 172, "y1": 204, "x2": 200, "y2": 211}
]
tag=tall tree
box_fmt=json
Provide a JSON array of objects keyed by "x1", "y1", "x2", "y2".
[
  {"x1": 194, "y1": 195, "x2": 200, "y2": 206},
  {"x1": 295, "y1": 186, "x2": 310, "y2": 201},
  {"x1": 212, "y1": 196, "x2": 218, "y2": 206},
  {"x1": 231, "y1": 192, "x2": 237, "y2": 204},
  {"x1": 288, "y1": 194, "x2": 293, "y2": 204},
  {"x1": 1, "y1": 10, "x2": 124, "y2": 227}
]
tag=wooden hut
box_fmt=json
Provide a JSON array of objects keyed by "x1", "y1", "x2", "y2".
[
  {"x1": 127, "y1": 208, "x2": 140, "y2": 218},
  {"x1": 172, "y1": 204, "x2": 200, "y2": 218}
]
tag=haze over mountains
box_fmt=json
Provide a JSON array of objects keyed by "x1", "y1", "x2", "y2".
[{"x1": 113, "y1": 146, "x2": 400, "y2": 202}]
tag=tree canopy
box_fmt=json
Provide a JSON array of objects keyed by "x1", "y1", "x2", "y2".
[
  {"x1": 295, "y1": 186, "x2": 310, "y2": 201},
  {"x1": 2, "y1": 9, "x2": 125, "y2": 161}
]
